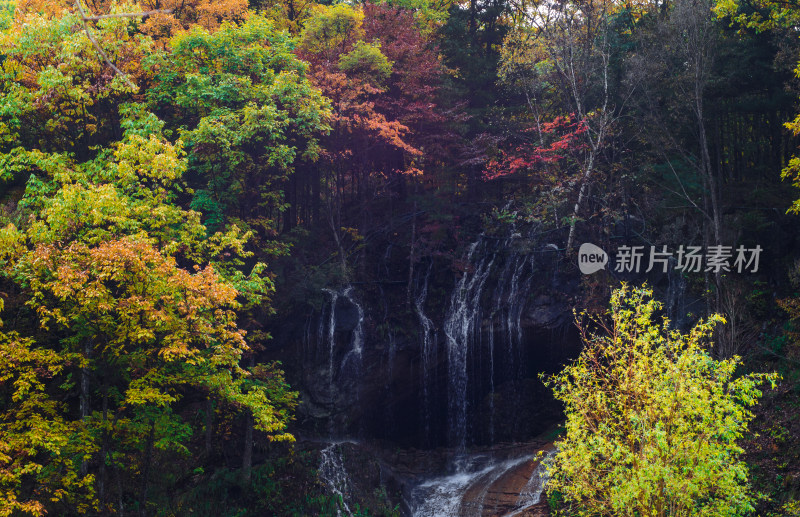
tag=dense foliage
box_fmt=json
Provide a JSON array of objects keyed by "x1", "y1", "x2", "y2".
[
  {"x1": 0, "y1": 0, "x2": 799, "y2": 513},
  {"x1": 0, "y1": 6, "x2": 304, "y2": 514}
]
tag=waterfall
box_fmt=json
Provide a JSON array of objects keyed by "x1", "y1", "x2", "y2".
[
  {"x1": 484, "y1": 236, "x2": 537, "y2": 442},
  {"x1": 414, "y1": 262, "x2": 436, "y2": 445},
  {"x1": 318, "y1": 286, "x2": 365, "y2": 384},
  {"x1": 492, "y1": 245, "x2": 532, "y2": 383},
  {"x1": 317, "y1": 286, "x2": 366, "y2": 435},
  {"x1": 307, "y1": 221, "x2": 547, "y2": 450},
  {"x1": 319, "y1": 443, "x2": 354, "y2": 517},
  {"x1": 315, "y1": 288, "x2": 365, "y2": 512},
  {"x1": 438, "y1": 229, "x2": 540, "y2": 450},
  {"x1": 305, "y1": 223, "x2": 560, "y2": 516},
  {"x1": 506, "y1": 254, "x2": 532, "y2": 368},
  {"x1": 487, "y1": 317, "x2": 495, "y2": 444},
  {"x1": 504, "y1": 253, "x2": 533, "y2": 438},
  {"x1": 487, "y1": 249, "x2": 513, "y2": 443},
  {"x1": 322, "y1": 288, "x2": 340, "y2": 396},
  {"x1": 443, "y1": 238, "x2": 495, "y2": 451},
  {"x1": 339, "y1": 286, "x2": 364, "y2": 381}
]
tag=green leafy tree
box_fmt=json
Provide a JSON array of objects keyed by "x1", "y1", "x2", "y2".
[
  {"x1": 543, "y1": 285, "x2": 778, "y2": 517},
  {"x1": 146, "y1": 15, "x2": 331, "y2": 238}
]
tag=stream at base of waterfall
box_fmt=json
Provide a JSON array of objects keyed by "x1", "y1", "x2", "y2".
[
  {"x1": 408, "y1": 446, "x2": 556, "y2": 517},
  {"x1": 314, "y1": 439, "x2": 555, "y2": 517}
]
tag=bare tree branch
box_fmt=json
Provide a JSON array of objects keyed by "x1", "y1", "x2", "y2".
[{"x1": 74, "y1": 0, "x2": 171, "y2": 90}]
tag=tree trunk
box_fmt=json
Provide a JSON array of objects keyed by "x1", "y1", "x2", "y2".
[
  {"x1": 99, "y1": 384, "x2": 108, "y2": 505},
  {"x1": 566, "y1": 150, "x2": 596, "y2": 253},
  {"x1": 242, "y1": 413, "x2": 253, "y2": 483},
  {"x1": 80, "y1": 339, "x2": 91, "y2": 477},
  {"x1": 313, "y1": 167, "x2": 321, "y2": 227},
  {"x1": 139, "y1": 421, "x2": 155, "y2": 517}
]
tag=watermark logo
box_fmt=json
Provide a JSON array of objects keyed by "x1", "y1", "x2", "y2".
[
  {"x1": 578, "y1": 243, "x2": 609, "y2": 274},
  {"x1": 579, "y1": 243, "x2": 763, "y2": 274}
]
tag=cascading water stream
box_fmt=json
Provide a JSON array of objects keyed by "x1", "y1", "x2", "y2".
[
  {"x1": 444, "y1": 238, "x2": 496, "y2": 452},
  {"x1": 316, "y1": 288, "x2": 365, "y2": 509},
  {"x1": 319, "y1": 443, "x2": 354, "y2": 517},
  {"x1": 322, "y1": 288, "x2": 340, "y2": 404},
  {"x1": 437, "y1": 229, "x2": 542, "y2": 451},
  {"x1": 294, "y1": 217, "x2": 566, "y2": 517},
  {"x1": 508, "y1": 448, "x2": 557, "y2": 516},
  {"x1": 487, "y1": 247, "x2": 513, "y2": 442},
  {"x1": 409, "y1": 450, "x2": 549, "y2": 517},
  {"x1": 506, "y1": 254, "x2": 531, "y2": 362},
  {"x1": 494, "y1": 245, "x2": 533, "y2": 381},
  {"x1": 414, "y1": 262, "x2": 437, "y2": 445},
  {"x1": 505, "y1": 253, "x2": 533, "y2": 437},
  {"x1": 319, "y1": 286, "x2": 365, "y2": 397},
  {"x1": 339, "y1": 286, "x2": 364, "y2": 381},
  {"x1": 466, "y1": 234, "x2": 536, "y2": 444}
]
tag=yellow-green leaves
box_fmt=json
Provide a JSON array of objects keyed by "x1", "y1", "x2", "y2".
[
  {"x1": 338, "y1": 40, "x2": 393, "y2": 87},
  {"x1": 543, "y1": 284, "x2": 778, "y2": 517},
  {"x1": 114, "y1": 133, "x2": 185, "y2": 187},
  {"x1": 0, "y1": 332, "x2": 94, "y2": 516},
  {"x1": 782, "y1": 111, "x2": 800, "y2": 214},
  {"x1": 300, "y1": 3, "x2": 365, "y2": 57},
  {"x1": 712, "y1": 0, "x2": 799, "y2": 32}
]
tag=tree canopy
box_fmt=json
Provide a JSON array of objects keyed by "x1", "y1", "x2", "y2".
[{"x1": 543, "y1": 285, "x2": 778, "y2": 516}]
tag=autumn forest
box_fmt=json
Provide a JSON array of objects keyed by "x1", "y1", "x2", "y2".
[{"x1": 2, "y1": 0, "x2": 800, "y2": 515}]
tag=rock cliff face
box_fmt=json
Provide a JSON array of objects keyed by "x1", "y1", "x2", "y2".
[
  {"x1": 258, "y1": 229, "x2": 586, "y2": 516},
  {"x1": 270, "y1": 234, "x2": 581, "y2": 450}
]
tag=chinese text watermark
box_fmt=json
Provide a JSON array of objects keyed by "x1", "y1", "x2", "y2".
[{"x1": 578, "y1": 243, "x2": 762, "y2": 275}]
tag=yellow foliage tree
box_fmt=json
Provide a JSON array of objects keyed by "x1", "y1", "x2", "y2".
[{"x1": 543, "y1": 285, "x2": 778, "y2": 516}]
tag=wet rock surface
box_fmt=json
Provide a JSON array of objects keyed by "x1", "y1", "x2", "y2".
[{"x1": 297, "y1": 438, "x2": 555, "y2": 516}]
